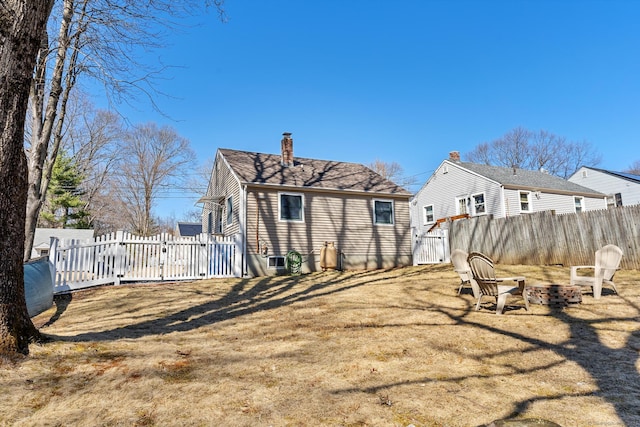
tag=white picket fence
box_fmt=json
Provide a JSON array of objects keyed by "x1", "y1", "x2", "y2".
[
  {"x1": 51, "y1": 231, "x2": 241, "y2": 294},
  {"x1": 413, "y1": 229, "x2": 450, "y2": 265}
]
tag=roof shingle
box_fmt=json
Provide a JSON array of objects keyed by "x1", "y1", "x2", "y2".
[
  {"x1": 219, "y1": 148, "x2": 411, "y2": 196},
  {"x1": 457, "y1": 161, "x2": 604, "y2": 196}
]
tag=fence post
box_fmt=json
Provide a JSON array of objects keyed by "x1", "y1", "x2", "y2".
[
  {"x1": 198, "y1": 233, "x2": 209, "y2": 278},
  {"x1": 48, "y1": 237, "x2": 59, "y2": 289},
  {"x1": 114, "y1": 230, "x2": 125, "y2": 285},
  {"x1": 233, "y1": 233, "x2": 242, "y2": 277}
]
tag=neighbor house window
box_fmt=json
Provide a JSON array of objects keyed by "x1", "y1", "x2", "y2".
[
  {"x1": 373, "y1": 200, "x2": 394, "y2": 225},
  {"x1": 280, "y1": 193, "x2": 304, "y2": 221},
  {"x1": 574, "y1": 196, "x2": 584, "y2": 213},
  {"x1": 519, "y1": 191, "x2": 532, "y2": 213},
  {"x1": 456, "y1": 197, "x2": 469, "y2": 215},
  {"x1": 615, "y1": 193, "x2": 623, "y2": 207},
  {"x1": 423, "y1": 205, "x2": 434, "y2": 224},
  {"x1": 472, "y1": 193, "x2": 486, "y2": 215},
  {"x1": 226, "y1": 196, "x2": 233, "y2": 225}
]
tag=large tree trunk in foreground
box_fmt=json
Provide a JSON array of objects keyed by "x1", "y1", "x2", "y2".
[{"x1": 0, "y1": 1, "x2": 54, "y2": 355}]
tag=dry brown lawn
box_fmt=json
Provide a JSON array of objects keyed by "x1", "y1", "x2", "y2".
[{"x1": 1, "y1": 264, "x2": 639, "y2": 426}]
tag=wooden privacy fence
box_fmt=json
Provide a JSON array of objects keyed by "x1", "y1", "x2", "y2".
[
  {"x1": 52, "y1": 231, "x2": 241, "y2": 293},
  {"x1": 449, "y1": 205, "x2": 640, "y2": 270}
]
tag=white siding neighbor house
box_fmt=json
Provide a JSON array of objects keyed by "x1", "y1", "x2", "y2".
[
  {"x1": 200, "y1": 133, "x2": 413, "y2": 277},
  {"x1": 410, "y1": 152, "x2": 607, "y2": 236},
  {"x1": 568, "y1": 166, "x2": 640, "y2": 208}
]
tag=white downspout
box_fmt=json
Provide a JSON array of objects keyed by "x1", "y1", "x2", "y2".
[{"x1": 241, "y1": 185, "x2": 248, "y2": 276}]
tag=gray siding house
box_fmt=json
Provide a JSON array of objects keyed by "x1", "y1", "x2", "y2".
[
  {"x1": 568, "y1": 166, "x2": 640, "y2": 207},
  {"x1": 201, "y1": 133, "x2": 413, "y2": 277},
  {"x1": 410, "y1": 152, "x2": 607, "y2": 236}
]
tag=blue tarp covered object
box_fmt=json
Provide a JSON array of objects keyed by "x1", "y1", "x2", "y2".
[{"x1": 24, "y1": 257, "x2": 54, "y2": 317}]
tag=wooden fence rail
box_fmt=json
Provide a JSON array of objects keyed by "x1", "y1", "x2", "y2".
[{"x1": 449, "y1": 205, "x2": 640, "y2": 270}]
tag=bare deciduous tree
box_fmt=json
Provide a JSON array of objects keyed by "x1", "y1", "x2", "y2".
[
  {"x1": 367, "y1": 159, "x2": 417, "y2": 190},
  {"x1": 624, "y1": 161, "x2": 640, "y2": 175},
  {"x1": 0, "y1": 0, "x2": 54, "y2": 356},
  {"x1": 466, "y1": 127, "x2": 602, "y2": 178},
  {"x1": 113, "y1": 123, "x2": 195, "y2": 236},
  {"x1": 24, "y1": 0, "x2": 225, "y2": 260}
]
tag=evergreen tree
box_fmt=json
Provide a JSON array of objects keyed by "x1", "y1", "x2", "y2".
[{"x1": 39, "y1": 151, "x2": 90, "y2": 228}]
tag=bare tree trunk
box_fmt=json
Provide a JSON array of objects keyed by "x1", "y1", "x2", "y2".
[
  {"x1": 0, "y1": 0, "x2": 54, "y2": 356},
  {"x1": 24, "y1": 0, "x2": 76, "y2": 262}
]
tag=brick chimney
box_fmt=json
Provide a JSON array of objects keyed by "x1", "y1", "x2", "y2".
[
  {"x1": 449, "y1": 151, "x2": 460, "y2": 162},
  {"x1": 281, "y1": 132, "x2": 294, "y2": 167}
]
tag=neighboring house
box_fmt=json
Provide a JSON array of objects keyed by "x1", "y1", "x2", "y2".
[
  {"x1": 31, "y1": 227, "x2": 94, "y2": 259},
  {"x1": 200, "y1": 132, "x2": 413, "y2": 277},
  {"x1": 175, "y1": 222, "x2": 202, "y2": 237},
  {"x1": 568, "y1": 166, "x2": 640, "y2": 207},
  {"x1": 410, "y1": 152, "x2": 607, "y2": 236}
]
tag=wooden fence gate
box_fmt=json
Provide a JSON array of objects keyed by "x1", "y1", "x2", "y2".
[
  {"x1": 413, "y1": 229, "x2": 450, "y2": 265},
  {"x1": 51, "y1": 231, "x2": 241, "y2": 294}
]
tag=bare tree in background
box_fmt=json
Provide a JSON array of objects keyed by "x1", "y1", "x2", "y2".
[
  {"x1": 625, "y1": 161, "x2": 640, "y2": 175},
  {"x1": 466, "y1": 127, "x2": 601, "y2": 178},
  {"x1": 0, "y1": 0, "x2": 54, "y2": 356},
  {"x1": 65, "y1": 102, "x2": 125, "y2": 233},
  {"x1": 23, "y1": 0, "x2": 226, "y2": 261},
  {"x1": 113, "y1": 123, "x2": 195, "y2": 236},
  {"x1": 367, "y1": 159, "x2": 417, "y2": 190}
]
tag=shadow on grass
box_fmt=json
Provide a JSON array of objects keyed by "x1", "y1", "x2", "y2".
[
  {"x1": 42, "y1": 268, "x2": 406, "y2": 341},
  {"x1": 331, "y1": 285, "x2": 640, "y2": 427}
]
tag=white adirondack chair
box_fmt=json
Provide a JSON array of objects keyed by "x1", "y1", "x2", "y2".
[{"x1": 570, "y1": 244, "x2": 623, "y2": 299}]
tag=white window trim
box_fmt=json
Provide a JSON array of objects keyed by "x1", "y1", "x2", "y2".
[
  {"x1": 519, "y1": 191, "x2": 532, "y2": 213},
  {"x1": 278, "y1": 192, "x2": 305, "y2": 222},
  {"x1": 574, "y1": 196, "x2": 584, "y2": 213},
  {"x1": 471, "y1": 192, "x2": 486, "y2": 216},
  {"x1": 423, "y1": 204, "x2": 435, "y2": 224},
  {"x1": 267, "y1": 256, "x2": 286, "y2": 269},
  {"x1": 373, "y1": 199, "x2": 394, "y2": 225},
  {"x1": 455, "y1": 194, "x2": 486, "y2": 216}
]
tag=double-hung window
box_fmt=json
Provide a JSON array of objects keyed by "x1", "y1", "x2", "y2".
[
  {"x1": 472, "y1": 193, "x2": 485, "y2": 215},
  {"x1": 374, "y1": 199, "x2": 394, "y2": 225},
  {"x1": 519, "y1": 191, "x2": 532, "y2": 213},
  {"x1": 574, "y1": 196, "x2": 584, "y2": 213},
  {"x1": 226, "y1": 196, "x2": 233, "y2": 225},
  {"x1": 280, "y1": 193, "x2": 304, "y2": 221},
  {"x1": 456, "y1": 193, "x2": 485, "y2": 216},
  {"x1": 423, "y1": 205, "x2": 434, "y2": 224}
]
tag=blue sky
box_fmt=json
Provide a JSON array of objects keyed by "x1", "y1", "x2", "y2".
[{"x1": 92, "y1": 0, "x2": 640, "y2": 220}]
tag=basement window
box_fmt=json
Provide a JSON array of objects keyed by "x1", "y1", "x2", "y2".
[{"x1": 267, "y1": 256, "x2": 285, "y2": 269}]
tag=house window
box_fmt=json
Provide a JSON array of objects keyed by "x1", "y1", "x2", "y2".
[
  {"x1": 615, "y1": 193, "x2": 623, "y2": 207},
  {"x1": 423, "y1": 205, "x2": 434, "y2": 224},
  {"x1": 574, "y1": 196, "x2": 584, "y2": 213},
  {"x1": 456, "y1": 197, "x2": 469, "y2": 215},
  {"x1": 373, "y1": 199, "x2": 394, "y2": 225},
  {"x1": 472, "y1": 193, "x2": 486, "y2": 215},
  {"x1": 456, "y1": 194, "x2": 485, "y2": 216},
  {"x1": 215, "y1": 204, "x2": 223, "y2": 233},
  {"x1": 226, "y1": 196, "x2": 233, "y2": 225},
  {"x1": 280, "y1": 193, "x2": 304, "y2": 221},
  {"x1": 519, "y1": 191, "x2": 532, "y2": 213},
  {"x1": 267, "y1": 256, "x2": 285, "y2": 268}
]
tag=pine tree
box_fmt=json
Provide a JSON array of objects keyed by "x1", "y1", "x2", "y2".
[{"x1": 39, "y1": 151, "x2": 90, "y2": 229}]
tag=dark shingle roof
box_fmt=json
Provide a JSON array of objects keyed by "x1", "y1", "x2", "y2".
[
  {"x1": 582, "y1": 166, "x2": 640, "y2": 184},
  {"x1": 457, "y1": 161, "x2": 604, "y2": 196},
  {"x1": 219, "y1": 148, "x2": 411, "y2": 196}
]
